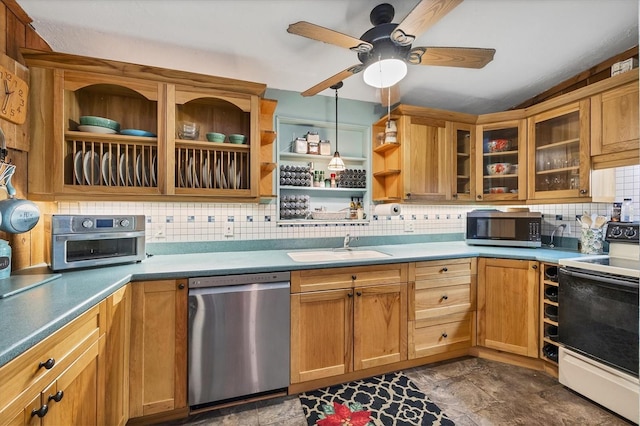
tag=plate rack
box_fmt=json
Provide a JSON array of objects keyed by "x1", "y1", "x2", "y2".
[
  {"x1": 175, "y1": 143, "x2": 249, "y2": 190},
  {"x1": 66, "y1": 133, "x2": 158, "y2": 188}
]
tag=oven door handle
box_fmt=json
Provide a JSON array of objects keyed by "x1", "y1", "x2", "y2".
[{"x1": 560, "y1": 267, "x2": 639, "y2": 289}]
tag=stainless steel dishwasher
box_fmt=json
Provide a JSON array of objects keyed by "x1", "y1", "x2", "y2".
[{"x1": 188, "y1": 271, "x2": 290, "y2": 408}]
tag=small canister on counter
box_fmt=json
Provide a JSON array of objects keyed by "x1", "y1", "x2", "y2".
[{"x1": 0, "y1": 240, "x2": 11, "y2": 279}]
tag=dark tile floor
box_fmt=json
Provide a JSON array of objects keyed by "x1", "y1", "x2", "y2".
[{"x1": 163, "y1": 357, "x2": 634, "y2": 425}]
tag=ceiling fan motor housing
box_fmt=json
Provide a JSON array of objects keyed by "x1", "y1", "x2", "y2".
[{"x1": 358, "y1": 23, "x2": 411, "y2": 66}]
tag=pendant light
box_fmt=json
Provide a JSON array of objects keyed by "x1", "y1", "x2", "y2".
[{"x1": 327, "y1": 82, "x2": 346, "y2": 172}]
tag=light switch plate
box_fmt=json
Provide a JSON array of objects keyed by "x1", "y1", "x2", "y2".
[
  {"x1": 404, "y1": 221, "x2": 414, "y2": 232},
  {"x1": 224, "y1": 223, "x2": 234, "y2": 236}
]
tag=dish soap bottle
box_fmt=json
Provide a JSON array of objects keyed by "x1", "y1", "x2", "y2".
[
  {"x1": 0, "y1": 239, "x2": 11, "y2": 279},
  {"x1": 621, "y1": 198, "x2": 634, "y2": 222}
]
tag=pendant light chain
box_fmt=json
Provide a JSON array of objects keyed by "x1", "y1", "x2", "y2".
[{"x1": 328, "y1": 82, "x2": 346, "y2": 171}]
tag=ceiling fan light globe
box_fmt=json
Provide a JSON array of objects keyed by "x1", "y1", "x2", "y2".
[
  {"x1": 363, "y1": 58, "x2": 407, "y2": 88},
  {"x1": 327, "y1": 152, "x2": 346, "y2": 171}
]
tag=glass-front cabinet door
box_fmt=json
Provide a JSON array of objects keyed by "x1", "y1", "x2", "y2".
[
  {"x1": 475, "y1": 119, "x2": 527, "y2": 202},
  {"x1": 527, "y1": 101, "x2": 589, "y2": 200},
  {"x1": 449, "y1": 122, "x2": 475, "y2": 201}
]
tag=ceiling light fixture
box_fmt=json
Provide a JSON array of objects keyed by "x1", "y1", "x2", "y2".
[
  {"x1": 363, "y1": 56, "x2": 407, "y2": 89},
  {"x1": 327, "y1": 82, "x2": 346, "y2": 172}
]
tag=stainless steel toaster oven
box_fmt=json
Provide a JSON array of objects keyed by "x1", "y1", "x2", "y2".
[
  {"x1": 45, "y1": 214, "x2": 146, "y2": 271},
  {"x1": 466, "y1": 209, "x2": 542, "y2": 248}
]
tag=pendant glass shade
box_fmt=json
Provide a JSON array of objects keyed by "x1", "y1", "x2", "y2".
[
  {"x1": 327, "y1": 151, "x2": 346, "y2": 171},
  {"x1": 363, "y1": 58, "x2": 407, "y2": 88}
]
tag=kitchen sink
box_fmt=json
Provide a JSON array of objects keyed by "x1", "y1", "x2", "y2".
[{"x1": 287, "y1": 249, "x2": 391, "y2": 263}]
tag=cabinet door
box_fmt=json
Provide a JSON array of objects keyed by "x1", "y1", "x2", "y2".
[
  {"x1": 103, "y1": 286, "x2": 130, "y2": 426},
  {"x1": 449, "y1": 122, "x2": 475, "y2": 201},
  {"x1": 403, "y1": 116, "x2": 449, "y2": 201},
  {"x1": 477, "y1": 258, "x2": 539, "y2": 358},
  {"x1": 354, "y1": 283, "x2": 407, "y2": 370},
  {"x1": 129, "y1": 280, "x2": 187, "y2": 418},
  {"x1": 40, "y1": 341, "x2": 100, "y2": 426},
  {"x1": 527, "y1": 101, "x2": 591, "y2": 200},
  {"x1": 290, "y1": 289, "x2": 354, "y2": 383},
  {"x1": 475, "y1": 119, "x2": 526, "y2": 201},
  {"x1": 591, "y1": 79, "x2": 639, "y2": 168}
]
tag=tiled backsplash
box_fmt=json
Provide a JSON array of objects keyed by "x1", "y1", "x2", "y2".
[{"x1": 57, "y1": 165, "x2": 639, "y2": 244}]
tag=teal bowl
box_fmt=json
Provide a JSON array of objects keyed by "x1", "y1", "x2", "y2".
[
  {"x1": 206, "y1": 132, "x2": 225, "y2": 143},
  {"x1": 79, "y1": 116, "x2": 120, "y2": 131},
  {"x1": 228, "y1": 134, "x2": 246, "y2": 144}
]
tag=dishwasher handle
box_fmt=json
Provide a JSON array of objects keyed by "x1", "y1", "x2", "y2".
[{"x1": 188, "y1": 281, "x2": 290, "y2": 296}]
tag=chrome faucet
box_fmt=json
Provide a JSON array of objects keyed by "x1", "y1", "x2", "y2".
[
  {"x1": 342, "y1": 233, "x2": 358, "y2": 249},
  {"x1": 548, "y1": 224, "x2": 567, "y2": 248}
]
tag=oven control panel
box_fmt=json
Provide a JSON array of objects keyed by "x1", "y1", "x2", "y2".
[{"x1": 606, "y1": 222, "x2": 639, "y2": 243}]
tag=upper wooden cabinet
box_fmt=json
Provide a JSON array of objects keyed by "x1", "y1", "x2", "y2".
[
  {"x1": 23, "y1": 49, "x2": 274, "y2": 202},
  {"x1": 527, "y1": 101, "x2": 591, "y2": 200},
  {"x1": 590, "y1": 73, "x2": 639, "y2": 169},
  {"x1": 449, "y1": 122, "x2": 476, "y2": 201},
  {"x1": 475, "y1": 114, "x2": 527, "y2": 202},
  {"x1": 372, "y1": 105, "x2": 476, "y2": 203}
]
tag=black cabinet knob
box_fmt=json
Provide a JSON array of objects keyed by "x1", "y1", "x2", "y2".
[
  {"x1": 39, "y1": 358, "x2": 55, "y2": 370},
  {"x1": 48, "y1": 391, "x2": 64, "y2": 403},
  {"x1": 356, "y1": 291, "x2": 362, "y2": 297},
  {"x1": 178, "y1": 283, "x2": 185, "y2": 290},
  {"x1": 532, "y1": 264, "x2": 538, "y2": 270},
  {"x1": 347, "y1": 293, "x2": 353, "y2": 298},
  {"x1": 351, "y1": 275, "x2": 357, "y2": 281},
  {"x1": 31, "y1": 405, "x2": 48, "y2": 418},
  {"x1": 441, "y1": 332, "x2": 448, "y2": 338},
  {"x1": 442, "y1": 295, "x2": 448, "y2": 300},
  {"x1": 441, "y1": 267, "x2": 448, "y2": 272}
]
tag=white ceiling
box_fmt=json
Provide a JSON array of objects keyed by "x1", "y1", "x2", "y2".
[{"x1": 16, "y1": 0, "x2": 640, "y2": 114}]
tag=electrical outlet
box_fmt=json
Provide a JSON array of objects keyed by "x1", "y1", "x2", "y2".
[
  {"x1": 404, "y1": 221, "x2": 414, "y2": 232},
  {"x1": 224, "y1": 223, "x2": 234, "y2": 237},
  {"x1": 153, "y1": 224, "x2": 166, "y2": 240}
]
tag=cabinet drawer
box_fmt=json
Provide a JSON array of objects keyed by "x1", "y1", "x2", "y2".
[
  {"x1": 411, "y1": 280, "x2": 473, "y2": 320},
  {"x1": 291, "y1": 264, "x2": 408, "y2": 293},
  {"x1": 410, "y1": 258, "x2": 474, "y2": 281},
  {"x1": 0, "y1": 304, "x2": 101, "y2": 420},
  {"x1": 408, "y1": 312, "x2": 473, "y2": 359}
]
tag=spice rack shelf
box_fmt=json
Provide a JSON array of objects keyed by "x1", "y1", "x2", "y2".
[{"x1": 276, "y1": 116, "x2": 370, "y2": 224}]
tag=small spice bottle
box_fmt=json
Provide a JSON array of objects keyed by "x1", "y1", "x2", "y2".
[{"x1": 330, "y1": 173, "x2": 336, "y2": 188}]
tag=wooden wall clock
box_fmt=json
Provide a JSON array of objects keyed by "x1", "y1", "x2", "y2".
[{"x1": 0, "y1": 63, "x2": 28, "y2": 125}]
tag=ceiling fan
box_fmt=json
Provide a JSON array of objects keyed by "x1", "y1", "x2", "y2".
[{"x1": 287, "y1": 0, "x2": 496, "y2": 98}]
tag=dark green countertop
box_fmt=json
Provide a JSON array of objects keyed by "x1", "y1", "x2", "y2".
[{"x1": 0, "y1": 241, "x2": 585, "y2": 368}]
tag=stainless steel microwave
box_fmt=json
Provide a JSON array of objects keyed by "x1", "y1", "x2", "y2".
[
  {"x1": 466, "y1": 210, "x2": 542, "y2": 248},
  {"x1": 45, "y1": 214, "x2": 146, "y2": 271}
]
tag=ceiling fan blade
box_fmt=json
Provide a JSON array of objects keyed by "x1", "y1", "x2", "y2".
[
  {"x1": 411, "y1": 46, "x2": 496, "y2": 68},
  {"x1": 301, "y1": 65, "x2": 364, "y2": 97},
  {"x1": 392, "y1": 0, "x2": 463, "y2": 46},
  {"x1": 287, "y1": 21, "x2": 373, "y2": 53},
  {"x1": 378, "y1": 85, "x2": 400, "y2": 107}
]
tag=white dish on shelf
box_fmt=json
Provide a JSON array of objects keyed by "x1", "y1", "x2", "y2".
[
  {"x1": 83, "y1": 151, "x2": 100, "y2": 185},
  {"x1": 101, "y1": 152, "x2": 117, "y2": 185},
  {"x1": 135, "y1": 154, "x2": 144, "y2": 186},
  {"x1": 228, "y1": 159, "x2": 235, "y2": 189},
  {"x1": 74, "y1": 151, "x2": 83, "y2": 184},
  {"x1": 78, "y1": 124, "x2": 117, "y2": 134},
  {"x1": 151, "y1": 155, "x2": 157, "y2": 186},
  {"x1": 202, "y1": 158, "x2": 210, "y2": 188},
  {"x1": 119, "y1": 153, "x2": 134, "y2": 186},
  {"x1": 192, "y1": 157, "x2": 200, "y2": 188},
  {"x1": 214, "y1": 159, "x2": 221, "y2": 189},
  {"x1": 185, "y1": 157, "x2": 193, "y2": 187}
]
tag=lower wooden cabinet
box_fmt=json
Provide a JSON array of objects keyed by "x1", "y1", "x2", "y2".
[
  {"x1": 477, "y1": 258, "x2": 539, "y2": 358},
  {"x1": 290, "y1": 265, "x2": 408, "y2": 384},
  {"x1": 102, "y1": 285, "x2": 131, "y2": 426},
  {"x1": 0, "y1": 304, "x2": 102, "y2": 426},
  {"x1": 408, "y1": 258, "x2": 477, "y2": 359},
  {"x1": 129, "y1": 279, "x2": 188, "y2": 419}
]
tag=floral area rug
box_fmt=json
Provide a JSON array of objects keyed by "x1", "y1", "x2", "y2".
[{"x1": 299, "y1": 372, "x2": 455, "y2": 426}]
